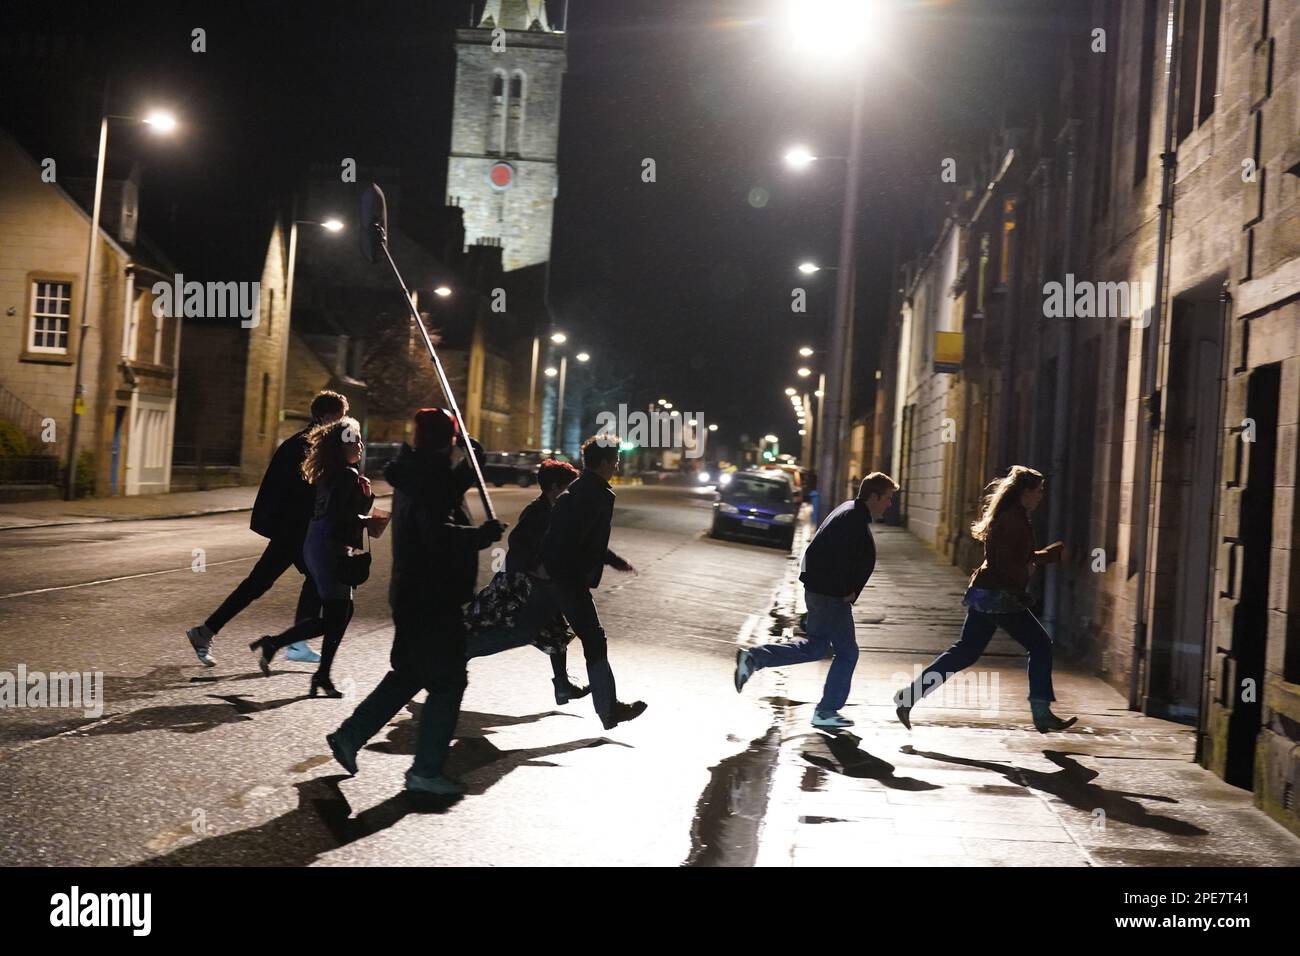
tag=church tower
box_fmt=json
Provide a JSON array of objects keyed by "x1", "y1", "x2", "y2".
[{"x1": 447, "y1": 1, "x2": 566, "y2": 273}]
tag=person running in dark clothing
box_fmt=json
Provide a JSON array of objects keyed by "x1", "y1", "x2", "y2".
[
  {"x1": 541, "y1": 435, "x2": 645, "y2": 731},
  {"x1": 465, "y1": 458, "x2": 597, "y2": 704},
  {"x1": 327, "y1": 408, "x2": 504, "y2": 797},
  {"x1": 183, "y1": 391, "x2": 348, "y2": 667},
  {"x1": 251, "y1": 417, "x2": 378, "y2": 697},
  {"x1": 893, "y1": 465, "x2": 1075, "y2": 733},
  {"x1": 734, "y1": 472, "x2": 898, "y2": 730}
]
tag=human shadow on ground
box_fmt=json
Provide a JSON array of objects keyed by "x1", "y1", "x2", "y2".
[
  {"x1": 134, "y1": 709, "x2": 627, "y2": 865},
  {"x1": 800, "y1": 731, "x2": 942, "y2": 792},
  {"x1": 901, "y1": 746, "x2": 1208, "y2": 836}
]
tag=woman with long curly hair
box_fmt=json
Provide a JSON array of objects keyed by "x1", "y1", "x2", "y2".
[
  {"x1": 894, "y1": 465, "x2": 1077, "y2": 733},
  {"x1": 251, "y1": 417, "x2": 377, "y2": 697}
]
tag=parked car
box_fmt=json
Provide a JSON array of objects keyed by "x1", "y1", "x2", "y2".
[
  {"x1": 362, "y1": 441, "x2": 403, "y2": 478},
  {"x1": 761, "y1": 462, "x2": 804, "y2": 503},
  {"x1": 481, "y1": 450, "x2": 544, "y2": 487},
  {"x1": 710, "y1": 469, "x2": 798, "y2": 551}
]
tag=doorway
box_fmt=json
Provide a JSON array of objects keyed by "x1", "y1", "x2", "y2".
[
  {"x1": 1224, "y1": 361, "x2": 1280, "y2": 787},
  {"x1": 1146, "y1": 295, "x2": 1225, "y2": 722}
]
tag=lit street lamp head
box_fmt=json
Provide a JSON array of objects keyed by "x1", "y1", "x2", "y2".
[
  {"x1": 544, "y1": 367, "x2": 558, "y2": 377},
  {"x1": 784, "y1": 145, "x2": 816, "y2": 168},
  {"x1": 797, "y1": 367, "x2": 812, "y2": 377},
  {"x1": 434, "y1": 285, "x2": 452, "y2": 297},
  {"x1": 799, "y1": 346, "x2": 814, "y2": 357},
  {"x1": 797, "y1": 262, "x2": 820, "y2": 275},
  {"x1": 142, "y1": 110, "x2": 177, "y2": 133},
  {"x1": 551, "y1": 332, "x2": 567, "y2": 344},
  {"x1": 321, "y1": 218, "x2": 344, "y2": 233},
  {"x1": 576, "y1": 352, "x2": 590, "y2": 363}
]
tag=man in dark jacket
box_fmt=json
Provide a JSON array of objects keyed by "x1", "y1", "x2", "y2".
[
  {"x1": 328, "y1": 408, "x2": 504, "y2": 797},
  {"x1": 183, "y1": 391, "x2": 348, "y2": 666},
  {"x1": 541, "y1": 435, "x2": 646, "y2": 730},
  {"x1": 734, "y1": 472, "x2": 898, "y2": 730}
]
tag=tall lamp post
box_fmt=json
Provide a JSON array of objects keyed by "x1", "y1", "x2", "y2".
[
  {"x1": 283, "y1": 214, "x2": 343, "y2": 430},
  {"x1": 779, "y1": 0, "x2": 894, "y2": 503},
  {"x1": 65, "y1": 109, "x2": 177, "y2": 500},
  {"x1": 544, "y1": 331, "x2": 589, "y2": 458}
]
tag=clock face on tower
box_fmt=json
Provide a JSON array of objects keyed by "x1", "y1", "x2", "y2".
[{"x1": 488, "y1": 161, "x2": 515, "y2": 191}]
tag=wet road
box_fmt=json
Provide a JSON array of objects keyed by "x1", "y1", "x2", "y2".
[{"x1": 0, "y1": 484, "x2": 800, "y2": 866}]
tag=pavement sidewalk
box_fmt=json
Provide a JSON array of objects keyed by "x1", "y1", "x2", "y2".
[
  {"x1": 0, "y1": 481, "x2": 395, "y2": 531},
  {"x1": 750, "y1": 524, "x2": 1300, "y2": 867}
]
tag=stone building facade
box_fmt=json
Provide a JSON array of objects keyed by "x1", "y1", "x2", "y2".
[
  {"x1": 876, "y1": 0, "x2": 1300, "y2": 835},
  {"x1": 0, "y1": 128, "x2": 181, "y2": 497}
]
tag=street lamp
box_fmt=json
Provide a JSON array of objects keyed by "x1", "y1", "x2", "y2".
[
  {"x1": 548, "y1": 332, "x2": 589, "y2": 457},
  {"x1": 282, "y1": 215, "x2": 345, "y2": 455},
  {"x1": 799, "y1": 346, "x2": 814, "y2": 357},
  {"x1": 65, "y1": 108, "x2": 178, "y2": 499},
  {"x1": 797, "y1": 261, "x2": 822, "y2": 275}
]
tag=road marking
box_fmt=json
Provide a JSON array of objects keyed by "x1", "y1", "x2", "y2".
[{"x1": 0, "y1": 556, "x2": 259, "y2": 600}]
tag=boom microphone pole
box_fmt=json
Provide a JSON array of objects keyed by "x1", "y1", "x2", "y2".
[{"x1": 359, "y1": 182, "x2": 496, "y2": 521}]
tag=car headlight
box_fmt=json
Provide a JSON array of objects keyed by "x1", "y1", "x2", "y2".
[
  {"x1": 717, "y1": 502, "x2": 739, "y2": 514},
  {"x1": 718, "y1": 473, "x2": 732, "y2": 487},
  {"x1": 697, "y1": 471, "x2": 711, "y2": 483},
  {"x1": 773, "y1": 513, "x2": 795, "y2": 524}
]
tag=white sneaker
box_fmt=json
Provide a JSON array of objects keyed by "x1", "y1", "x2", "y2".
[
  {"x1": 185, "y1": 626, "x2": 217, "y2": 667},
  {"x1": 811, "y1": 711, "x2": 854, "y2": 729},
  {"x1": 404, "y1": 771, "x2": 467, "y2": 796}
]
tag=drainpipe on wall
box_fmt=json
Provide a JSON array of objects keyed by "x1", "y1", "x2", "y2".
[
  {"x1": 1130, "y1": 0, "x2": 1183, "y2": 711},
  {"x1": 1042, "y1": 120, "x2": 1079, "y2": 641}
]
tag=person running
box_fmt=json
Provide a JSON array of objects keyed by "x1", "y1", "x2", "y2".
[
  {"x1": 183, "y1": 390, "x2": 348, "y2": 667},
  {"x1": 893, "y1": 465, "x2": 1076, "y2": 733},
  {"x1": 541, "y1": 435, "x2": 646, "y2": 731},
  {"x1": 327, "y1": 409, "x2": 504, "y2": 797},
  {"x1": 734, "y1": 472, "x2": 898, "y2": 730},
  {"x1": 464, "y1": 458, "x2": 597, "y2": 705},
  {"x1": 250, "y1": 416, "x2": 377, "y2": 698}
]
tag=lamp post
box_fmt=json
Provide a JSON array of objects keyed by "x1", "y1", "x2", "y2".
[
  {"x1": 779, "y1": 0, "x2": 892, "y2": 503},
  {"x1": 546, "y1": 332, "x2": 589, "y2": 458},
  {"x1": 283, "y1": 214, "x2": 343, "y2": 425},
  {"x1": 65, "y1": 109, "x2": 176, "y2": 500}
]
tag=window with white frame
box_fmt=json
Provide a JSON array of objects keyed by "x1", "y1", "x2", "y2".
[{"x1": 29, "y1": 280, "x2": 73, "y2": 353}]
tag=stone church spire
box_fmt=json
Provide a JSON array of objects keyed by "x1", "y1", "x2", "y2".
[{"x1": 477, "y1": 0, "x2": 555, "y2": 32}]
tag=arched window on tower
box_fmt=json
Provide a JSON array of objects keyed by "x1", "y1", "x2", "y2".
[
  {"x1": 488, "y1": 68, "x2": 507, "y2": 155},
  {"x1": 506, "y1": 70, "x2": 526, "y2": 156}
]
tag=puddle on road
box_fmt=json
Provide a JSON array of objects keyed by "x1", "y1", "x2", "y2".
[
  {"x1": 684, "y1": 696, "x2": 796, "y2": 867},
  {"x1": 683, "y1": 724, "x2": 782, "y2": 867}
]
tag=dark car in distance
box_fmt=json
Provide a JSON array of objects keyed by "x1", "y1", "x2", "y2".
[
  {"x1": 481, "y1": 449, "x2": 569, "y2": 487},
  {"x1": 710, "y1": 469, "x2": 798, "y2": 551}
]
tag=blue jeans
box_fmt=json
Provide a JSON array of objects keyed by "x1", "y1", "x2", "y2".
[
  {"x1": 748, "y1": 589, "x2": 859, "y2": 714},
  {"x1": 903, "y1": 607, "x2": 1056, "y2": 706}
]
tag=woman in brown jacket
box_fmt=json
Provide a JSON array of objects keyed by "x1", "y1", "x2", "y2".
[{"x1": 894, "y1": 466, "x2": 1077, "y2": 732}]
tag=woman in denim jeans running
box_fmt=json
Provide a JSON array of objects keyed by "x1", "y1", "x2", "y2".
[{"x1": 894, "y1": 465, "x2": 1076, "y2": 733}]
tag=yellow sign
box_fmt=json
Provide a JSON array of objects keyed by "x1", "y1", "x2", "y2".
[
  {"x1": 934, "y1": 331, "x2": 963, "y2": 373},
  {"x1": 73, "y1": 397, "x2": 85, "y2": 415}
]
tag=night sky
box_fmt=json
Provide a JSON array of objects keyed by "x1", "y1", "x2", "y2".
[{"x1": 1, "y1": 0, "x2": 1061, "y2": 453}]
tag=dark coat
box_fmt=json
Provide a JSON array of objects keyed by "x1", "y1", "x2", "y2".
[
  {"x1": 968, "y1": 507, "x2": 1059, "y2": 592},
  {"x1": 506, "y1": 493, "x2": 552, "y2": 576},
  {"x1": 314, "y1": 465, "x2": 374, "y2": 550},
  {"x1": 798, "y1": 498, "x2": 877, "y2": 602},
  {"x1": 249, "y1": 428, "x2": 313, "y2": 542},
  {"x1": 384, "y1": 444, "x2": 482, "y2": 616},
  {"x1": 542, "y1": 470, "x2": 616, "y2": 589}
]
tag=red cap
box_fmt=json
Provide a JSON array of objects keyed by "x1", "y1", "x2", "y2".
[{"x1": 413, "y1": 408, "x2": 459, "y2": 450}]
